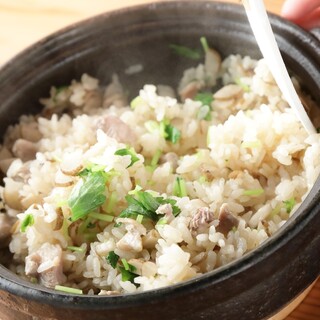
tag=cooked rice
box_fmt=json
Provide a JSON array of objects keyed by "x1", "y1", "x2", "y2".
[{"x1": 0, "y1": 51, "x2": 319, "y2": 295}]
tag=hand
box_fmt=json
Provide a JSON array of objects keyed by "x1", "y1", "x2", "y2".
[{"x1": 281, "y1": 0, "x2": 320, "y2": 29}]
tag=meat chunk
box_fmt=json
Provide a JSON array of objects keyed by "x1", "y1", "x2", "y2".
[
  {"x1": 216, "y1": 203, "x2": 239, "y2": 236},
  {"x1": 12, "y1": 139, "x2": 37, "y2": 162},
  {"x1": 116, "y1": 218, "x2": 146, "y2": 252},
  {"x1": 0, "y1": 213, "x2": 13, "y2": 246},
  {"x1": 189, "y1": 207, "x2": 214, "y2": 233},
  {"x1": 94, "y1": 115, "x2": 137, "y2": 146},
  {"x1": 25, "y1": 243, "x2": 66, "y2": 288}
]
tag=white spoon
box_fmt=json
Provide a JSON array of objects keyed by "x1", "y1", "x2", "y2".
[{"x1": 242, "y1": 0, "x2": 316, "y2": 134}]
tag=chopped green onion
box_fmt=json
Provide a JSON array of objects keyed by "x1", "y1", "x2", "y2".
[
  {"x1": 270, "y1": 203, "x2": 282, "y2": 217},
  {"x1": 200, "y1": 36, "x2": 209, "y2": 52},
  {"x1": 115, "y1": 148, "x2": 139, "y2": 168},
  {"x1": 145, "y1": 165, "x2": 156, "y2": 173},
  {"x1": 121, "y1": 258, "x2": 130, "y2": 271},
  {"x1": 241, "y1": 140, "x2": 262, "y2": 149},
  {"x1": 151, "y1": 149, "x2": 162, "y2": 167},
  {"x1": 283, "y1": 198, "x2": 296, "y2": 213},
  {"x1": 145, "y1": 120, "x2": 159, "y2": 133},
  {"x1": 170, "y1": 44, "x2": 202, "y2": 60},
  {"x1": 130, "y1": 96, "x2": 144, "y2": 109},
  {"x1": 20, "y1": 214, "x2": 34, "y2": 232},
  {"x1": 55, "y1": 285, "x2": 83, "y2": 295},
  {"x1": 67, "y1": 246, "x2": 85, "y2": 253},
  {"x1": 235, "y1": 78, "x2": 250, "y2": 92},
  {"x1": 106, "y1": 251, "x2": 119, "y2": 268},
  {"x1": 243, "y1": 189, "x2": 264, "y2": 196},
  {"x1": 68, "y1": 171, "x2": 107, "y2": 221},
  {"x1": 173, "y1": 177, "x2": 188, "y2": 197},
  {"x1": 103, "y1": 191, "x2": 118, "y2": 213},
  {"x1": 136, "y1": 214, "x2": 144, "y2": 224},
  {"x1": 88, "y1": 212, "x2": 114, "y2": 222}
]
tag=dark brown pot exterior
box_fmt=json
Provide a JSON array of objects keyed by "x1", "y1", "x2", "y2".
[{"x1": 0, "y1": 1, "x2": 319, "y2": 320}]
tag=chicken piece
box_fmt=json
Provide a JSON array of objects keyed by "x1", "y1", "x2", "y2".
[
  {"x1": 12, "y1": 139, "x2": 37, "y2": 162},
  {"x1": 216, "y1": 203, "x2": 239, "y2": 236},
  {"x1": 159, "y1": 152, "x2": 179, "y2": 171},
  {"x1": 94, "y1": 115, "x2": 137, "y2": 146},
  {"x1": 116, "y1": 218, "x2": 146, "y2": 252},
  {"x1": 25, "y1": 243, "x2": 66, "y2": 288},
  {"x1": 0, "y1": 213, "x2": 13, "y2": 246},
  {"x1": 189, "y1": 207, "x2": 214, "y2": 234}
]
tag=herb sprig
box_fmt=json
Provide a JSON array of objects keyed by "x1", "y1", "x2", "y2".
[
  {"x1": 68, "y1": 170, "x2": 108, "y2": 221},
  {"x1": 120, "y1": 191, "x2": 181, "y2": 222}
]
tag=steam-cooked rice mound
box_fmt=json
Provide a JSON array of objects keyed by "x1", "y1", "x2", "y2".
[{"x1": 0, "y1": 51, "x2": 319, "y2": 295}]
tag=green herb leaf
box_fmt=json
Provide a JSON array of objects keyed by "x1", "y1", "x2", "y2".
[
  {"x1": 170, "y1": 44, "x2": 202, "y2": 60},
  {"x1": 20, "y1": 214, "x2": 34, "y2": 232},
  {"x1": 283, "y1": 198, "x2": 296, "y2": 213},
  {"x1": 106, "y1": 251, "x2": 120, "y2": 268},
  {"x1": 164, "y1": 123, "x2": 181, "y2": 144},
  {"x1": 115, "y1": 148, "x2": 139, "y2": 168},
  {"x1": 120, "y1": 191, "x2": 181, "y2": 222},
  {"x1": 118, "y1": 266, "x2": 139, "y2": 283},
  {"x1": 68, "y1": 171, "x2": 107, "y2": 221},
  {"x1": 194, "y1": 92, "x2": 213, "y2": 107},
  {"x1": 173, "y1": 177, "x2": 188, "y2": 197}
]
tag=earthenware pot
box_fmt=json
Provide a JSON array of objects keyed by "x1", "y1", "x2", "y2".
[{"x1": 0, "y1": 1, "x2": 319, "y2": 319}]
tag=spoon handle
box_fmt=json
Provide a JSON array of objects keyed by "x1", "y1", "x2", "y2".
[{"x1": 242, "y1": 0, "x2": 316, "y2": 134}]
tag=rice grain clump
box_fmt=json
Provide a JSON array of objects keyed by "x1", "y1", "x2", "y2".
[{"x1": 0, "y1": 45, "x2": 319, "y2": 295}]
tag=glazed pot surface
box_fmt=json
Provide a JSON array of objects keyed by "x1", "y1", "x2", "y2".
[{"x1": 0, "y1": 1, "x2": 319, "y2": 319}]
